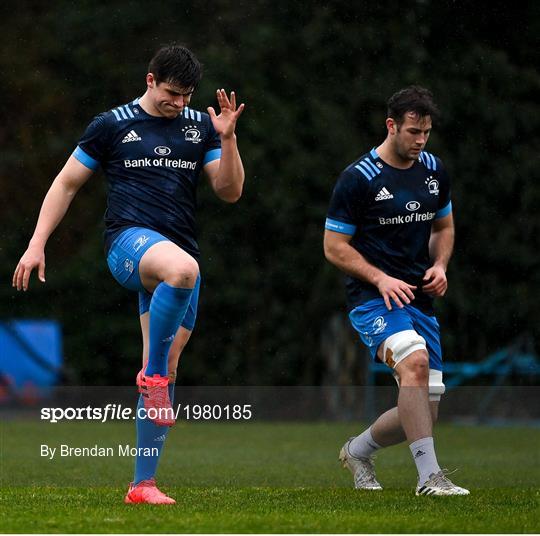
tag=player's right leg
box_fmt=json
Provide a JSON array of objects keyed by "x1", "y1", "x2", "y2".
[
  {"x1": 368, "y1": 401, "x2": 440, "y2": 446},
  {"x1": 338, "y1": 299, "x2": 415, "y2": 490}
]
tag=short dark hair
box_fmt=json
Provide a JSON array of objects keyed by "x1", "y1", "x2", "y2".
[
  {"x1": 148, "y1": 44, "x2": 202, "y2": 89},
  {"x1": 387, "y1": 86, "x2": 439, "y2": 126}
]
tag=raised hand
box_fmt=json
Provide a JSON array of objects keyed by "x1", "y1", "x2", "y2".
[{"x1": 207, "y1": 89, "x2": 245, "y2": 139}]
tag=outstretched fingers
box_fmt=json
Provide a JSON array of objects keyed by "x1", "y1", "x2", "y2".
[
  {"x1": 216, "y1": 89, "x2": 231, "y2": 110},
  {"x1": 216, "y1": 89, "x2": 244, "y2": 115},
  {"x1": 234, "y1": 102, "x2": 245, "y2": 119}
]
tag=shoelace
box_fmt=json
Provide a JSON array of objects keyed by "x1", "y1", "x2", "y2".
[
  {"x1": 134, "y1": 479, "x2": 170, "y2": 498},
  {"x1": 430, "y1": 469, "x2": 458, "y2": 489},
  {"x1": 356, "y1": 472, "x2": 379, "y2": 486},
  {"x1": 355, "y1": 458, "x2": 379, "y2": 486},
  {"x1": 144, "y1": 384, "x2": 171, "y2": 408},
  {"x1": 150, "y1": 385, "x2": 168, "y2": 404},
  {"x1": 136, "y1": 478, "x2": 157, "y2": 488}
]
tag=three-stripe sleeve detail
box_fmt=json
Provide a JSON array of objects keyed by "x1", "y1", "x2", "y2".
[{"x1": 354, "y1": 156, "x2": 382, "y2": 182}]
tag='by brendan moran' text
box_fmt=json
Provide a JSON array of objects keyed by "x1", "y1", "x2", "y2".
[{"x1": 40, "y1": 444, "x2": 159, "y2": 459}]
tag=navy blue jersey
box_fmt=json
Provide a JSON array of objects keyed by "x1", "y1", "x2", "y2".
[
  {"x1": 326, "y1": 148, "x2": 452, "y2": 314},
  {"x1": 73, "y1": 99, "x2": 221, "y2": 258}
]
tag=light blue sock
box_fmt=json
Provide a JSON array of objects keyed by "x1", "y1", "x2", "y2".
[
  {"x1": 134, "y1": 384, "x2": 175, "y2": 484},
  {"x1": 146, "y1": 282, "x2": 192, "y2": 376}
]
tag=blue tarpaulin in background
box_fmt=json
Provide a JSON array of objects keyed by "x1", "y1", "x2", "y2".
[{"x1": 0, "y1": 320, "x2": 63, "y2": 395}]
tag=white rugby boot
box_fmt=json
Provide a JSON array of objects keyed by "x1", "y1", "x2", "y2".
[
  {"x1": 339, "y1": 437, "x2": 383, "y2": 490},
  {"x1": 416, "y1": 470, "x2": 470, "y2": 496}
]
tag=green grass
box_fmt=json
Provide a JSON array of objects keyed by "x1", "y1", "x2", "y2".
[{"x1": 1, "y1": 421, "x2": 539, "y2": 533}]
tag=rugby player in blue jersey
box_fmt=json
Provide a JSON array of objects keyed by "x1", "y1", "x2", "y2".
[
  {"x1": 324, "y1": 86, "x2": 469, "y2": 496},
  {"x1": 13, "y1": 44, "x2": 245, "y2": 504}
]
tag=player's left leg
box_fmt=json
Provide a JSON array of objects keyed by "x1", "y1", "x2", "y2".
[
  {"x1": 126, "y1": 278, "x2": 200, "y2": 505},
  {"x1": 405, "y1": 307, "x2": 469, "y2": 495},
  {"x1": 340, "y1": 299, "x2": 414, "y2": 489},
  {"x1": 107, "y1": 227, "x2": 196, "y2": 427}
]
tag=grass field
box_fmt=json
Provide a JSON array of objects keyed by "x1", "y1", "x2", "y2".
[{"x1": 1, "y1": 420, "x2": 539, "y2": 533}]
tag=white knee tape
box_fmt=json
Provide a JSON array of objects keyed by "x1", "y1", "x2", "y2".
[
  {"x1": 429, "y1": 369, "x2": 445, "y2": 401},
  {"x1": 382, "y1": 330, "x2": 427, "y2": 368}
]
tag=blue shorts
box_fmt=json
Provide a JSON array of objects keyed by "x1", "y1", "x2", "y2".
[
  {"x1": 106, "y1": 227, "x2": 200, "y2": 331},
  {"x1": 349, "y1": 298, "x2": 442, "y2": 371}
]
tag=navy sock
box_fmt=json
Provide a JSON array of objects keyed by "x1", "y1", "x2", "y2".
[
  {"x1": 134, "y1": 384, "x2": 175, "y2": 484},
  {"x1": 146, "y1": 282, "x2": 192, "y2": 376}
]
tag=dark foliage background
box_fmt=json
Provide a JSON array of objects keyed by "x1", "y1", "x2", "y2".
[{"x1": 1, "y1": 0, "x2": 538, "y2": 385}]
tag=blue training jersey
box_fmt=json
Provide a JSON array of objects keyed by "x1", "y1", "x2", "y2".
[
  {"x1": 325, "y1": 148, "x2": 452, "y2": 314},
  {"x1": 73, "y1": 98, "x2": 222, "y2": 258}
]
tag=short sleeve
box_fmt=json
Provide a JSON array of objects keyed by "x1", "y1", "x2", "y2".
[
  {"x1": 435, "y1": 158, "x2": 452, "y2": 219},
  {"x1": 325, "y1": 170, "x2": 367, "y2": 235},
  {"x1": 73, "y1": 114, "x2": 110, "y2": 170},
  {"x1": 203, "y1": 116, "x2": 222, "y2": 165}
]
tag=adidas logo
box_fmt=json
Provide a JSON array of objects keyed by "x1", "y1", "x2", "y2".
[
  {"x1": 375, "y1": 187, "x2": 393, "y2": 201},
  {"x1": 122, "y1": 130, "x2": 141, "y2": 143},
  {"x1": 414, "y1": 449, "x2": 426, "y2": 459},
  {"x1": 154, "y1": 434, "x2": 167, "y2": 442}
]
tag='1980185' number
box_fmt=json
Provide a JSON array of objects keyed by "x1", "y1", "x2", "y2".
[{"x1": 179, "y1": 404, "x2": 252, "y2": 420}]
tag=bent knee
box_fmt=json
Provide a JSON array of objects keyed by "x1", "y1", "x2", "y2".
[
  {"x1": 165, "y1": 259, "x2": 199, "y2": 288},
  {"x1": 396, "y1": 351, "x2": 430, "y2": 385},
  {"x1": 381, "y1": 330, "x2": 428, "y2": 374}
]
